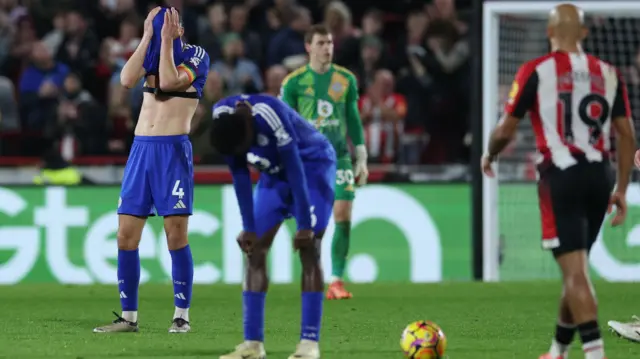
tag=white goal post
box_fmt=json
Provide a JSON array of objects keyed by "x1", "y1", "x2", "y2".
[{"x1": 482, "y1": 1, "x2": 640, "y2": 282}]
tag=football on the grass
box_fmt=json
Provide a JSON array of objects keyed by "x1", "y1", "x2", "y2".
[{"x1": 400, "y1": 320, "x2": 447, "y2": 359}]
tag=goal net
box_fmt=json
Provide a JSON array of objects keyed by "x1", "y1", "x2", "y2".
[{"x1": 483, "y1": 1, "x2": 640, "y2": 281}]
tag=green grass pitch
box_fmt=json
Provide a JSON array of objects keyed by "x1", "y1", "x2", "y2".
[{"x1": 2, "y1": 282, "x2": 639, "y2": 358}]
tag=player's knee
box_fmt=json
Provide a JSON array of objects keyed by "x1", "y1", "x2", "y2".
[
  {"x1": 116, "y1": 227, "x2": 140, "y2": 250},
  {"x1": 117, "y1": 215, "x2": 145, "y2": 250},
  {"x1": 299, "y1": 238, "x2": 321, "y2": 269},
  {"x1": 333, "y1": 200, "x2": 352, "y2": 222},
  {"x1": 563, "y1": 270, "x2": 590, "y2": 291},
  {"x1": 247, "y1": 250, "x2": 267, "y2": 270},
  {"x1": 164, "y1": 215, "x2": 189, "y2": 250}
]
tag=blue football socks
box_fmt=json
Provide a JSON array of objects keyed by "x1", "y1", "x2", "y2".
[
  {"x1": 117, "y1": 249, "x2": 140, "y2": 314},
  {"x1": 300, "y1": 292, "x2": 324, "y2": 341},
  {"x1": 170, "y1": 245, "x2": 194, "y2": 309},
  {"x1": 243, "y1": 291, "x2": 266, "y2": 341}
]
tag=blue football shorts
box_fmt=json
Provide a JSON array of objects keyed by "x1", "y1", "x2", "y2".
[
  {"x1": 118, "y1": 135, "x2": 194, "y2": 217},
  {"x1": 253, "y1": 161, "x2": 337, "y2": 238}
]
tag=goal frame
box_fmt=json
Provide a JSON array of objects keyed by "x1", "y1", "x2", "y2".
[{"x1": 481, "y1": 1, "x2": 640, "y2": 282}]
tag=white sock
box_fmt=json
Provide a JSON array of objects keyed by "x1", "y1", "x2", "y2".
[
  {"x1": 122, "y1": 311, "x2": 137, "y2": 322},
  {"x1": 330, "y1": 276, "x2": 342, "y2": 283},
  {"x1": 173, "y1": 307, "x2": 189, "y2": 322},
  {"x1": 245, "y1": 340, "x2": 264, "y2": 348},
  {"x1": 583, "y1": 339, "x2": 605, "y2": 359},
  {"x1": 549, "y1": 339, "x2": 569, "y2": 358},
  {"x1": 300, "y1": 339, "x2": 319, "y2": 349}
]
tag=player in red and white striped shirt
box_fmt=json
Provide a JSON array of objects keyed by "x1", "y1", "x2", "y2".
[{"x1": 482, "y1": 4, "x2": 636, "y2": 359}]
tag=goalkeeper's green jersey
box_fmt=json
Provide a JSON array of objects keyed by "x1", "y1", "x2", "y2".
[{"x1": 279, "y1": 64, "x2": 364, "y2": 158}]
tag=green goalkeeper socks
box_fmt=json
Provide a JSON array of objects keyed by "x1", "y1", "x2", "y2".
[{"x1": 331, "y1": 221, "x2": 351, "y2": 279}]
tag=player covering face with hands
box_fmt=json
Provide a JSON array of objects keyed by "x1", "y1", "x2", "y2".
[
  {"x1": 279, "y1": 24, "x2": 368, "y2": 300},
  {"x1": 482, "y1": 4, "x2": 635, "y2": 359},
  {"x1": 93, "y1": 7, "x2": 210, "y2": 334},
  {"x1": 210, "y1": 94, "x2": 337, "y2": 359}
]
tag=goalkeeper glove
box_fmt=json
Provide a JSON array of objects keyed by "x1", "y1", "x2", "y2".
[{"x1": 354, "y1": 144, "x2": 369, "y2": 186}]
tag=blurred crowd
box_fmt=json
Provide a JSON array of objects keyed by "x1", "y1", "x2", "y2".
[{"x1": 0, "y1": 0, "x2": 473, "y2": 165}]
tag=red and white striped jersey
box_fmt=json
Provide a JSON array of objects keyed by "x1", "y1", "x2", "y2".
[{"x1": 503, "y1": 51, "x2": 631, "y2": 169}]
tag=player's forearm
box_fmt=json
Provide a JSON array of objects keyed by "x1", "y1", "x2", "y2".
[
  {"x1": 346, "y1": 101, "x2": 365, "y2": 146},
  {"x1": 487, "y1": 122, "x2": 514, "y2": 158},
  {"x1": 615, "y1": 133, "x2": 635, "y2": 194},
  {"x1": 159, "y1": 37, "x2": 180, "y2": 91},
  {"x1": 281, "y1": 149, "x2": 312, "y2": 230},
  {"x1": 231, "y1": 168, "x2": 256, "y2": 232},
  {"x1": 120, "y1": 35, "x2": 151, "y2": 88}
]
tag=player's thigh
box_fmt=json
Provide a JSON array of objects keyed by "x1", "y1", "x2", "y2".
[
  {"x1": 254, "y1": 181, "x2": 288, "y2": 247},
  {"x1": 118, "y1": 141, "x2": 154, "y2": 217},
  {"x1": 539, "y1": 168, "x2": 588, "y2": 257},
  {"x1": 150, "y1": 138, "x2": 194, "y2": 216},
  {"x1": 584, "y1": 164, "x2": 614, "y2": 249},
  {"x1": 334, "y1": 156, "x2": 355, "y2": 203},
  {"x1": 308, "y1": 173, "x2": 336, "y2": 240}
]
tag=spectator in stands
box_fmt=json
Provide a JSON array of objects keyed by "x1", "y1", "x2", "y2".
[
  {"x1": 19, "y1": 41, "x2": 69, "y2": 130},
  {"x1": 199, "y1": 2, "x2": 226, "y2": 64},
  {"x1": 352, "y1": 35, "x2": 385, "y2": 92},
  {"x1": 427, "y1": 0, "x2": 468, "y2": 34},
  {"x1": 93, "y1": 0, "x2": 137, "y2": 40},
  {"x1": 5, "y1": 16, "x2": 37, "y2": 84},
  {"x1": 263, "y1": 7, "x2": 283, "y2": 49},
  {"x1": 395, "y1": 8, "x2": 428, "y2": 73},
  {"x1": 267, "y1": 6, "x2": 311, "y2": 70},
  {"x1": 56, "y1": 72, "x2": 108, "y2": 157},
  {"x1": 0, "y1": 75, "x2": 18, "y2": 130},
  {"x1": 272, "y1": 0, "x2": 296, "y2": 24},
  {"x1": 396, "y1": 9, "x2": 431, "y2": 165},
  {"x1": 265, "y1": 65, "x2": 287, "y2": 97},
  {"x1": 359, "y1": 69, "x2": 406, "y2": 164},
  {"x1": 229, "y1": 4, "x2": 262, "y2": 65},
  {"x1": 56, "y1": 10, "x2": 100, "y2": 98},
  {"x1": 425, "y1": 20, "x2": 469, "y2": 76},
  {"x1": 211, "y1": 33, "x2": 263, "y2": 96},
  {"x1": 107, "y1": 17, "x2": 140, "y2": 65},
  {"x1": 0, "y1": 10, "x2": 13, "y2": 71},
  {"x1": 323, "y1": 1, "x2": 354, "y2": 49},
  {"x1": 336, "y1": 8, "x2": 385, "y2": 70},
  {"x1": 421, "y1": 19, "x2": 470, "y2": 163},
  {"x1": 42, "y1": 11, "x2": 66, "y2": 56}
]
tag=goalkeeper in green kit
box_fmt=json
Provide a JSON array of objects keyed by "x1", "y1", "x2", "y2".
[{"x1": 279, "y1": 24, "x2": 368, "y2": 300}]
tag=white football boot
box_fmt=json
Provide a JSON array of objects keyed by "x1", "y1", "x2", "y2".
[
  {"x1": 219, "y1": 341, "x2": 266, "y2": 359},
  {"x1": 608, "y1": 315, "x2": 640, "y2": 342},
  {"x1": 287, "y1": 340, "x2": 320, "y2": 359}
]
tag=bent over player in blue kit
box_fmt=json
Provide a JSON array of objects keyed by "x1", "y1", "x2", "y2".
[
  {"x1": 210, "y1": 94, "x2": 336, "y2": 359},
  {"x1": 93, "y1": 8, "x2": 210, "y2": 333}
]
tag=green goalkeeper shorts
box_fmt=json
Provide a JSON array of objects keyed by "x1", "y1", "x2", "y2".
[{"x1": 334, "y1": 156, "x2": 355, "y2": 201}]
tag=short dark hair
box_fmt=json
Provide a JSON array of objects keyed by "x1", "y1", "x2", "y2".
[
  {"x1": 305, "y1": 24, "x2": 330, "y2": 44},
  {"x1": 209, "y1": 105, "x2": 252, "y2": 155}
]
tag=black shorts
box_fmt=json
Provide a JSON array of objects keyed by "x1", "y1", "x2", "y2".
[{"x1": 537, "y1": 158, "x2": 613, "y2": 257}]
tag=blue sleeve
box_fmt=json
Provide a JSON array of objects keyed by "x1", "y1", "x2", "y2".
[
  {"x1": 254, "y1": 101, "x2": 312, "y2": 230},
  {"x1": 19, "y1": 67, "x2": 37, "y2": 93},
  {"x1": 225, "y1": 155, "x2": 255, "y2": 232},
  {"x1": 212, "y1": 96, "x2": 235, "y2": 119},
  {"x1": 179, "y1": 46, "x2": 210, "y2": 84},
  {"x1": 54, "y1": 64, "x2": 70, "y2": 88}
]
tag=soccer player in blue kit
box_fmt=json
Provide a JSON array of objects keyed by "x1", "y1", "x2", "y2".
[
  {"x1": 210, "y1": 94, "x2": 336, "y2": 359},
  {"x1": 93, "y1": 7, "x2": 209, "y2": 333}
]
